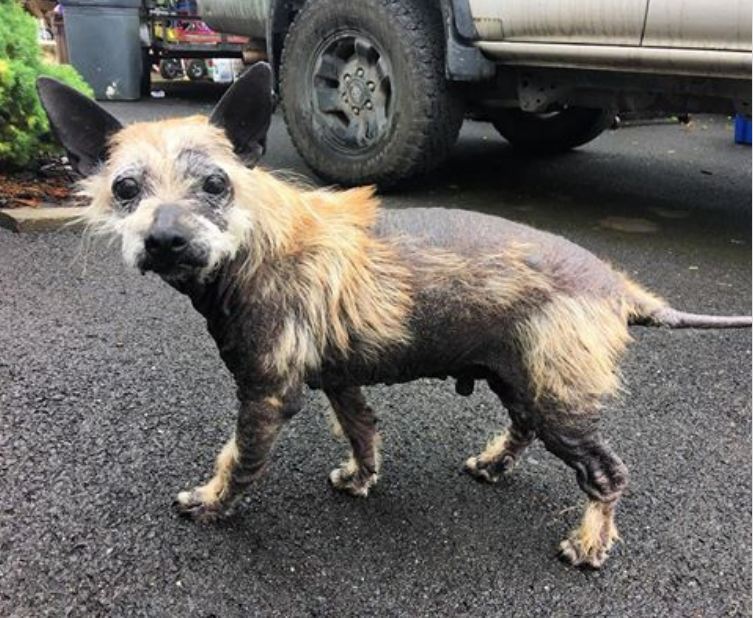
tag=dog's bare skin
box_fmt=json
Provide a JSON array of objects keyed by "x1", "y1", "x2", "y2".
[{"x1": 38, "y1": 64, "x2": 751, "y2": 568}]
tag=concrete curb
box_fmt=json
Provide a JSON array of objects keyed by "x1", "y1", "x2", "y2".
[{"x1": 0, "y1": 206, "x2": 85, "y2": 233}]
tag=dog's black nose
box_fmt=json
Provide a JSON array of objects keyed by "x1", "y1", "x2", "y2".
[
  {"x1": 145, "y1": 204, "x2": 191, "y2": 260},
  {"x1": 145, "y1": 229, "x2": 188, "y2": 257}
]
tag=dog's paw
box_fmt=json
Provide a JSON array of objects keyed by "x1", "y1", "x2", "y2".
[
  {"x1": 463, "y1": 454, "x2": 516, "y2": 484},
  {"x1": 173, "y1": 488, "x2": 225, "y2": 523},
  {"x1": 557, "y1": 535, "x2": 611, "y2": 569},
  {"x1": 328, "y1": 466, "x2": 377, "y2": 498}
]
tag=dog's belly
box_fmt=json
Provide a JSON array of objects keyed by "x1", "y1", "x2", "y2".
[
  {"x1": 312, "y1": 345, "x2": 508, "y2": 390},
  {"x1": 310, "y1": 289, "x2": 524, "y2": 390}
]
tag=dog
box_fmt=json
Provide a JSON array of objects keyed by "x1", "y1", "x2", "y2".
[{"x1": 37, "y1": 64, "x2": 751, "y2": 568}]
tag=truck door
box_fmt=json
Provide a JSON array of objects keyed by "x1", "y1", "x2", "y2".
[
  {"x1": 642, "y1": 0, "x2": 752, "y2": 51},
  {"x1": 467, "y1": 0, "x2": 649, "y2": 46}
]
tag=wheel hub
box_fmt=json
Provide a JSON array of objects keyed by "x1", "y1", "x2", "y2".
[
  {"x1": 346, "y1": 78, "x2": 368, "y2": 107},
  {"x1": 310, "y1": 31, "x2": 393, "y2": 152}
]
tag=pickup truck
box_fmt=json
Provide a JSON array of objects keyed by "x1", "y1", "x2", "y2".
[{"x1": 198, "y1": 0, "x2": 752, "y2": 187}]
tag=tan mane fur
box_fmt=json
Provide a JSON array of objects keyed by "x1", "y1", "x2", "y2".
[{"x1": 232, "y1": 171, "x2": 413, "y2": 378}]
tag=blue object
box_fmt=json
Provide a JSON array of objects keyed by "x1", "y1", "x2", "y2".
[{"x1": 734, "y1": 114, "x2": 751, "y2": 145}]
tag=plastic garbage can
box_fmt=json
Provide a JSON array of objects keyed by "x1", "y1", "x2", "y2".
[{"x1": 61, "y1": 0, "x2": 143, "y2": 100}]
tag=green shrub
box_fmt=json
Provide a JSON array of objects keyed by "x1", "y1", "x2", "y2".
[{"x1": 0, "y1": 0, "x2": 93, "y2": 168}]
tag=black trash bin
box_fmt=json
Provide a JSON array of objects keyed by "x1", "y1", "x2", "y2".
[{"x1": 61, "y1": 0, "x2": 143, "y2": 100}]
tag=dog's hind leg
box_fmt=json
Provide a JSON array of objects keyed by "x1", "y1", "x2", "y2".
[
  {"x1": 324, "y1": 386, "x2": 380, "y2": 497},
  {"x1": 175, "y1": 391, "x2": 302, "y2": 521},
  {"x1": 538, "y1": 414, "x2": 629, "y2": 569},
  {"x1": 464, "y1": 378, "x2": 535, "y2": 483}
]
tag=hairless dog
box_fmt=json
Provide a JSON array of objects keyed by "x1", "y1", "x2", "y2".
[{"x1": 38, "y1": 64, "x2": 750, "y2": 568}]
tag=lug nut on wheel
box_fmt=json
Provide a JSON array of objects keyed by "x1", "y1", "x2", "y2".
[
  {"x1": 365, "y1": 101, "x2": 373, "y2": 110},
  {"x1": 357, "y1": 68, "x2": 364, "y2": 77}
]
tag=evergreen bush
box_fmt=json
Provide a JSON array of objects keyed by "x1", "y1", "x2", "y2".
[{"x1": 0, "y1": 0, "x2": 93, "y2": 168}]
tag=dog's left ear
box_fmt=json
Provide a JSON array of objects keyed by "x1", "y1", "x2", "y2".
[
  {"x1": 37, "y1": 77, "x2": 123, "y2": 176},
  {"x1": 209, "y1": 62, "x2": 274, "y2": 166}
]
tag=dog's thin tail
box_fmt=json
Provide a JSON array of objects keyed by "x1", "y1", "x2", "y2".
[
  {"x1": 631, "y1": 307, "x2": 752, "y2": 329},
  {"x1": 622, "y1": 276, "x2": 752, "y2": 329}
]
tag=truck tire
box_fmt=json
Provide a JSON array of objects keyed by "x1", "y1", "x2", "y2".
[
  {"x1": 159, "y1": 58, "x2": 182, "y2": 80},
  {"x1": 186, "y1": 59, "x2": 208, "y2": 81},
  {"x1": 491, "y1": 107, "x2": 614, "y2": 154},
  {"x1": 280, "y1": 0, "x2": 464, "y2": 188}
]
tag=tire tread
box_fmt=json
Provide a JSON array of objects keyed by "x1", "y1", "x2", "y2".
[{"x1": 280, "y1": 0, "x2": 463, "y2": 187}]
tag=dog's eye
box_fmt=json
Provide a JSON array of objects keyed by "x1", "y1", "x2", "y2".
[
  {"x1": 203, "y1": 174, "x2": 227, "y2": 196},
  {"x1": 112, "y1": 177, "x2": 140, "y2": 201}
]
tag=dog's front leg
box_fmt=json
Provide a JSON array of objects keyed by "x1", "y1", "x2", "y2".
[{"x1": 175, "y1": 392, "x2": 299, "y2": 521}]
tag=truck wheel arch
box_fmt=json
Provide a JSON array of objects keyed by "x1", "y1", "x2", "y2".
[{"x1": 266, "y1": 0, "x2": 493, "y2": 86}]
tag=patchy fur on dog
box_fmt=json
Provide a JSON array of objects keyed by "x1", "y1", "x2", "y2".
[{"x1": 38, "y1": 64, "x2": 751, "y2": 569}]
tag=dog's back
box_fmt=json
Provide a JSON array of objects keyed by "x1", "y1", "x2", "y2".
[{"x1": 375, "y1": 207, "x2": 628, "y2": 299}]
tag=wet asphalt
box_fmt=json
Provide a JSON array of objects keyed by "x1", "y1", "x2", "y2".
[{"x1": 1, "y1": 82, "x2": 751, "y2": 617}]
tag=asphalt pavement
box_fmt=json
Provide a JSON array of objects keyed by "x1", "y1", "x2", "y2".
[{"x1": 1, "y1": 83, "x2": 750, "y2": 617}]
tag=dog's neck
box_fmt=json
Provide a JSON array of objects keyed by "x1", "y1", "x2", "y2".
[
  {"x1": 165, "y1": 255, "x2": 269, "y2": 390},
  {"x1": 167, "y1": 256, "x2": 247, "y2": 330}
]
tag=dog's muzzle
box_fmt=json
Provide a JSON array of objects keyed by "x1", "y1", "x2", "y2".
[{"x1": 140, "y1": 204, "x2": 208, "y2": 276}]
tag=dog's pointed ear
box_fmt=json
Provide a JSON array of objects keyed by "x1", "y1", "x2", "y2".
[
  {"x1": 36, "y1": 77, "x2": 122, "y2": 176},
  {"x1": 209, "y1": 62, "x2": 274, "y2": 166}
]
